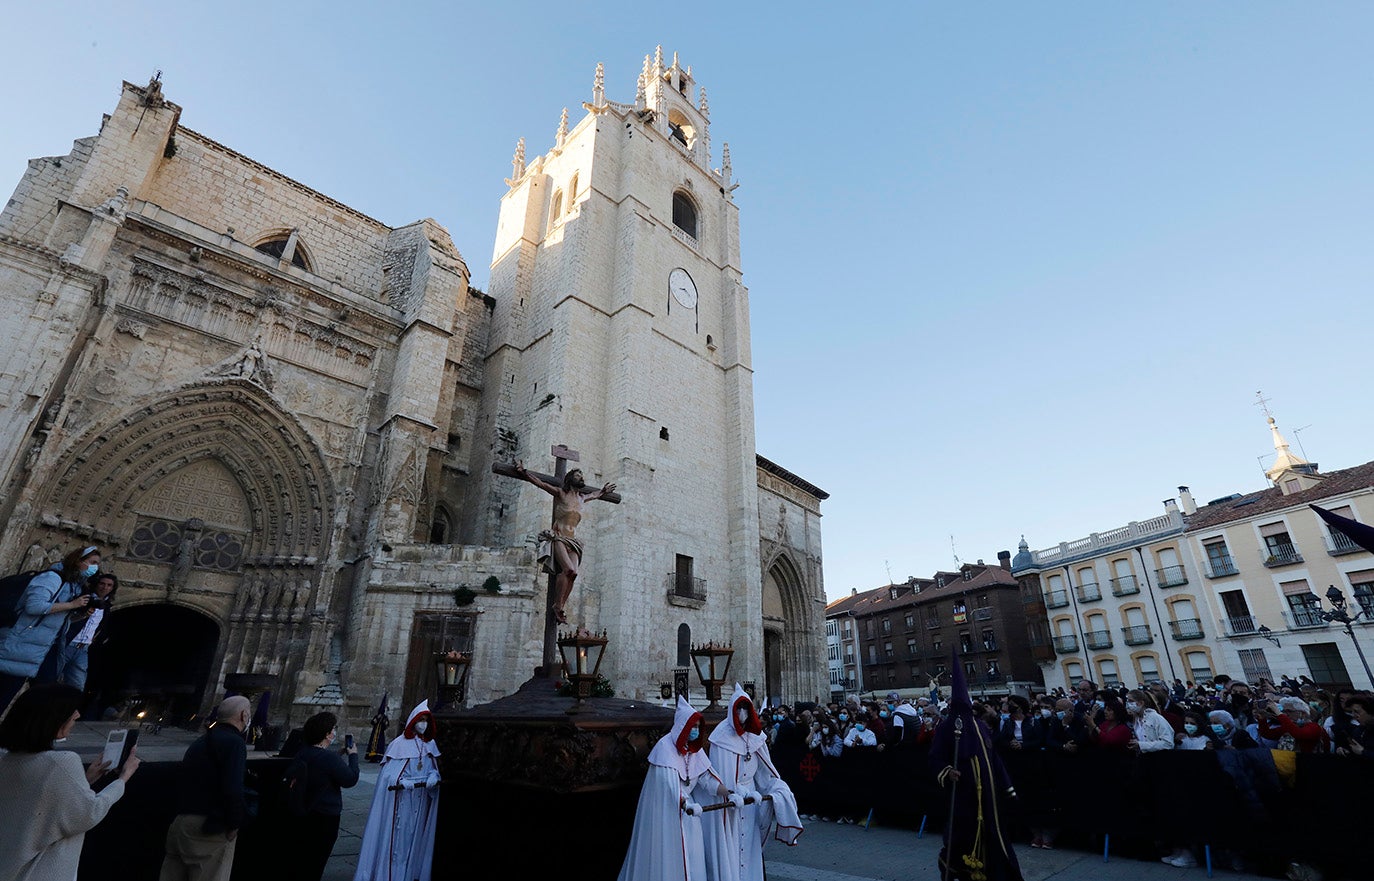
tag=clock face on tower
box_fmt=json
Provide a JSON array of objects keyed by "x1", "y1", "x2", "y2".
[{"x1": 669, "y1": 268, "x2": 698, "y2": 310}]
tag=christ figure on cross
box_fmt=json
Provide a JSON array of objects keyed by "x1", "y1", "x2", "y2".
[{"x1": 513, "y1": 459, "x2": 617, "y2": 624}]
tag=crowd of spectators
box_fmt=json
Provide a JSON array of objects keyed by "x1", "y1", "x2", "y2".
[{"x1": 761, "y1": 672, "x2": 1372, "y2": 876}]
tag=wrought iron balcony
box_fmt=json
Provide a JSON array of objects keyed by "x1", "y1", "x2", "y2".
[
  {"x1": 665, "y1": 573, "x2": 706, "y2": 603},
  {"x1": 1076, "y1": 583, "x2": 1102, "y2": 603},
  {"x1": 1169, "y1": 618, "x2": 1205, "y2": 640},
  {"x1": 1110, "y1": 575, "x2": 1140, "y2": 597},
  {"x1": 1155, "y1": 566, "x2": 1188, "y2": 588},
  {"x1": 1051, "y1": 635, "x2": 1079, "y2": 654},
  {"x1": 1121, "y1": 624, "x2": 1153, "y2": 645},
  {"x1": 1262, "y1": 546, "x2": 1303, "y2": 568},
  {"x1": 1222, "y1": 615, "x2": 1257, "y2": 636},
  {"x1": 1326, "y1": 532, "x2": 1364, "y2": 556},
  {"x1": 1083, "y1": 629, "x2": 1113, "y2": 650},
  {"x1": 1283, "y1": 608, "x2": 1327, "y2": 630},
  {"x1": 1203, "y1": 559, "x2": 1239, "y2": 579},
  {"x1": 1045, "y1": 590, "x2": 1070, "y2": 609}
]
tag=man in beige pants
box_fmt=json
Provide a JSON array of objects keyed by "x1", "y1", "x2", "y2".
[{"x1": 160, "y1": 696, "x2": 252, "y2": 881}]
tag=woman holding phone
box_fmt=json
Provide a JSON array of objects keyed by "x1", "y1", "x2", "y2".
[{"x1": 287, "y1": 711, "x2": 360, "y2": 880}]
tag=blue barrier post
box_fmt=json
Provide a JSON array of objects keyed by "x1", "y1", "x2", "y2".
[
  {"x1": 1103, "y1": 833, "x2": 1110, "y2": 863},
  {"x1": 917, "y1": 814, "x2": 927, "y2": 838}
]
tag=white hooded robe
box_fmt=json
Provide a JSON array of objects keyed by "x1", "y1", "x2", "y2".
[
  {"x1": 353, "y1": 701, "x2": 442, "y2": 881},
  {"x1": 702, "y1": 684, "x2": 803, "y2": 881},
  {"x1": 616, "y1": 696, "x2": 728, "y2": 881}
]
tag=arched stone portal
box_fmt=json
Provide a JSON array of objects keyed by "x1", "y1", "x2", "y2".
[
  {"x1": 17, "y1": 380, "x2": 335, "y2": 717},
  {"x1": 762, "y1": 553, "x2": 813, "y2": 705},
  {"x1": 87, "y1": 603, "x2": 220, "y2": 722}
]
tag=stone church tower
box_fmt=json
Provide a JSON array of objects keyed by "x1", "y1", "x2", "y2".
[{"x1": 470, "y1": 49, "x2": 767, "y2": 696}]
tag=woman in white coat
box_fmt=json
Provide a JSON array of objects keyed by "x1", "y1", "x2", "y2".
[
  {"x1": 616, "y1": 696, "x2": 729, "y2": 881},
  {"x1": 353, "y1": 701, "x2": 441, "y2": 881},
  {"x1": 702, "y1": 684, "x2": 803, "y2": 881}
]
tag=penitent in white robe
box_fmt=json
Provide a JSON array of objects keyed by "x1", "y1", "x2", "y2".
[
  {"x1": 702, "y1": 684, "x2": 803, "y2": 881},
  {"x1": 617, "y1": 696, "x2": 730, "y2": 881},
  {"x1": 354, "y1": 701, "x2": 441, "y2": 881}
]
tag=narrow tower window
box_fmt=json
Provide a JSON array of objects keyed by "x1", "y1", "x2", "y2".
[{"x1": 671, "y1": 191, "x2": 697, "y2": 239}]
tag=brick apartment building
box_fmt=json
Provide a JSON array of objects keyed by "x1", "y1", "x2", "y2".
[{"x1": 828, "y1": 555, "x2": 1046, "y2": 699}]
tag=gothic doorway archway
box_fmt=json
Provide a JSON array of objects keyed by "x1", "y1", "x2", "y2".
[
  {"x1": 762, "y1": 553, "x2": 812, "y2": 705},
  {"x1": 87, "y1": 604, "x2": 220, "y2": 723}
]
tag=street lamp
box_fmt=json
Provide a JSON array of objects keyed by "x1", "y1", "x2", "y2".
[
  {"x1": 689, "y1": 641, "x2": 734, "y2": 709},
  {"x1": 434, "y1": 651, "x2": 472, "y2": 711},
  {"x1": 1309, "y1": 586, "x2": 1372, "y2": 687},
  {"x1": 557, "y1": 629, "x2": 608, "y2": 712},
  {"x1": 1257, "y1": 625, "x2": 1281, "y2": 648}
]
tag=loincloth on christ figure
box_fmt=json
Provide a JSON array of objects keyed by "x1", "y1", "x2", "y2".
[{"x1": 537, "y1": 531, "x2": 583, "y2": 575}]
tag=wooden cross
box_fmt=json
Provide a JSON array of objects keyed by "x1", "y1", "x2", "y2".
[{"x1": 492, "y1": 444, "x2": 621, "y2": 677}]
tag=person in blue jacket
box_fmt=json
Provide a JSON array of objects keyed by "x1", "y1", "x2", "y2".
[{"x1": 0, "y1": 545, "x2": 101, "y2": 716}]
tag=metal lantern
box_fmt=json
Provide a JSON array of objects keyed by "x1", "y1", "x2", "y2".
[
  {"x1": 557, "y1": 629, "x2": 609, "y2": 711},
  {"x1": 689, "y1": 641, "x2": 734, "y2": 709},
  {"x1": 434, "y1": 651, "x2": 472, "y2": 711}
]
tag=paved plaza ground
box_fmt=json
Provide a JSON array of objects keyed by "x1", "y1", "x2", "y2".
[{"x1": 56, "y1": 720, "x2": 1278, "y2": 881}]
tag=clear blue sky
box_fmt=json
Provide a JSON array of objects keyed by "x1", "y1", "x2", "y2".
[{"x1": 5, "y1": 3, "x2": 1372, "y2": 600}]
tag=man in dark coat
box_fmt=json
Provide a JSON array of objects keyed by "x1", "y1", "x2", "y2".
[{"x1": 930, "y1": 653, "x2": 1023, "y2": 881}]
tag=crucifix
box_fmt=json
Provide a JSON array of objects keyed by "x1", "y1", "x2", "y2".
[{"x1": 492, "y1": 444, "x2": 621, "y2": 676}]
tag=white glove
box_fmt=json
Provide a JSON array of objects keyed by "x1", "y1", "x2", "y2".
[
  {"x1": 683, "y1": 799, "x2": 702, "y2": 816},
  {"x1": 726, "y1": 792, "x2": 746, "y2": 810},
  {"x1": 401, "y1": 779, "x2": 418, "y2": 790},
  {"x1": 738, "y1": 787, "x2": 761, "y2": 804},
  {"x1": 425, "y1": 771, "x2": 441, "y2": 789}
]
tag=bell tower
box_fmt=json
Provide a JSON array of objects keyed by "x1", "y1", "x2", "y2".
[{"x1": 472, "y1": 48, "x2": 762, "y2": 697}]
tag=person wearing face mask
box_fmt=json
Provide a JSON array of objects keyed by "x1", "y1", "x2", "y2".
[
  {"x1": 0, "y1": 545, "x2": 102, "y2": 717},
  {"x1": 1257, "y1": 697, "x2": 1330, "y2": 754},
  {"x1": 842, "y1": 716, "x2": 877, "y2": 748},
  {"x1": 617, "y1": 696, "x2": 729, "y2": 881},
  {"x1": 1124, "y1": 690, "x2": 1174, "y2": 753},
  {"x1": 815, "y1": 716, "x2": 843, "y2": 757},
  {"x1": 285, "y1": 712, "x2": 360, "y2": 881},
  {"x1": 1177, "y1": 710, "x2": 1211, "y2": 750},
  {"x1": 354, "y1": 701, "x2": 442, "y2": 881},
  {"x1": 702, "y1": 684, "x2": 802, "y2": 881},
  {"x1": 1206, "y1": 709, "x2": 1259, "y2": 750},
  {"x1": 161, "y1": 695, "x2": 253, "y2": 881},
  {"x1": 835, "y1": 708, "x2": 853, "y2": 738}
]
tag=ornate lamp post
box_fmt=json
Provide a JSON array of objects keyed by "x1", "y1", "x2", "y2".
[
  {"x1": 1310, "y1": 586, "x2": 1373, "y2": 687},
  {"x1": 434, "y1": 651, "x2": 472, "y2": 711},
  {"x1": 689, "y1": 641, "x2": 734, "y2": 710},
  {"x1": 1257, "y1": 625, "x2": 1282, "y2": 647},
  {"x1": 557, "y1": 629, "x2": 609, "y2": 712}
]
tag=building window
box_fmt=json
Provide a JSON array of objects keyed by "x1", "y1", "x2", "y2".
[
  {"x1": 673, "y1": 554, "x2": 697, "y2": 598},
  {"x1": 428, "y1": 507, "x2": 451, "y2": 544},
  {"x1": 904, "y1": 612, "x2": 916, "y2": 630},
  {"x1": 865, "y1": 619, "x2": 874, "y2": 638},
  {"x1": 1137, "y1": 654, "x2": 1160, "y2": 683},
  {"x1": 1099, "y1": 659, "x2": 1121, "y2": 687},
  {"x1": 254, "y1": 234, "x2": 309, "y2": 271},
  {"x1": 1204, "y1": 540, "x2": 1236, "y2": 577},
  {"x1": 906, "y1": 637, "x2": 917, "y2": 657},
  {"x1": 932, "y1": 639, "x2": 942, "y2": 652},
  {"x1": 1238, "y1": 648, "x2": 1272, "y2": 682},
  {"x1": 1285, "y1": 591, "x2": 1325, "y2": 628},
  {"x1": 986, "y1": 659, "x2": 1001, "y2": 677},
  {"x1": 982, "y1": 629, "x2": 997, "y2": 651},
  {"x1": 1261, "y1": 525, "x2": 1301, "y2": 565},
  {"x1": 959, "y1": 633, "x2": 973, "y2": 654},
  {"x1": 567, "y1": 173, "x2": 579, "y2": 202},
  {"x1": 1184, "y1": 651, "x2": 1213, "y2": 681},
  {"x1": 550, "y1": 190, "x2": 564, "y2": 225},
  {"x1": 1300, "y1": 643, "x2": 1350, "y2": 686},
  {"x1": 884, "y1": 641, "x2": 894, "y2": 659},
  {"x1": 953, "y1": 602, "x2": 968, "y2": 624},
  {"x1": 677, "y1": 623, "x2": 690, "y2": 667},
  {"x1": 671, "y1": 191, "x2": 698, "y2": 239},
  {"x1": 965, "y1": 661, "x2": 977, "y2": 676},
  {"x1": 881, "y1": 617, "x2": 892, "y2": 634},
  {"x1": 1348, "y1": 575, "x2": 1374, "y2": 618}
]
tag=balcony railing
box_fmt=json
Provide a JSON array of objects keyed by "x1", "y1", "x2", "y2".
[
  {"x1": 1121, "y1": 624, "x2": 1154, "y2": 645},
  {"x1": 1083, "y1": 629, "x2": 1113, "y2": 650},
  {"x1": 925, "y1": 619, "x2": 941, "y2": 630},
  {"x1": 1262, "y1": 545, "x2": 1303, "y2": 568},
  {"x1": 1283, "y1": 608, "x2": 1328, "y2": 629},
  {"x1": 1222, "y1": 615, "x2": 1257, "y2": 636},
  {"x1": 1326, "y1": 532, "x2": 1364, "y2": 556},
  {"x1": 1204, "y1": 558, "x2": 1239, "y2": 579},
  {"x1": 1051, "y1": 635, "x2": 1079, "y2": 654},
  {"x1": 1155, "y1": 566, "x2": 1188, "y2": 588},
  {"x1": 1110, "y1": 575, "x2": 1140, "y2": 597},
  {"x1": 973, "y1": 607, "x2": 993, "y2": 621},
  {"x1": 1045, "y1": 590, "x2": 1070, "y2": 609},
  {"x1": 665, "y1": 573, "x2": 706, "y2": 603},
  {"x1": 1169, "y1": 618, "x2": 1205, "y2": 640},
  {"x1": 1076, "y1": 583, "x2": 1102, "y2": 603}
]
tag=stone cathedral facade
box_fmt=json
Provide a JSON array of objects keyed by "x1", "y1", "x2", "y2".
[{"x1": 0, "y1": 55, "x2": 826, "y2": 729}]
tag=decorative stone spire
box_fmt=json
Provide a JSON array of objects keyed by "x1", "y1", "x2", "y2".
[
  {"x1": 698, "y1": 86, "x2": 709, "y2": 115},
  {"x1": 652, "y1": 74, "x2": 667, "y2": 132},
  {"x1": 653, "y1": 45, "x2": 665, "y2": 74},
  {"x1": 592, "y1": 62, "x2": 605, "y2": 107},
  {"x1": 721, "y1": 142, "x2": 732, "y2": 181},
  {"x1": 555, "y1": 108, "x2": 569, "y2": 149},
  {"x1": 1264, "y1": 415, "x2": 1311, "y2": 481},
  {"x1": 635, "y1": 71, "x2": 647, "y2": 112},
  {"x1": 507, "y1": 138, "x2": 526, "y2": 185}
]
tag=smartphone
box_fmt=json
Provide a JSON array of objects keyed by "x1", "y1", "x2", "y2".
[
  {"x1": 93, "y1": 729, "x2": 138, "y2": 793},
  {"x1": 345, "y1": 733, "x2": 354, "y2": 749}
]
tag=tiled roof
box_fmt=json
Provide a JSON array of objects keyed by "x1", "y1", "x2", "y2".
[
  {"x1": 825, "y1": 565, "x2": 1018, "y2": 618},
  {"x1": 1183, "y1": 460, "x2": 1374, "y2": 532}
]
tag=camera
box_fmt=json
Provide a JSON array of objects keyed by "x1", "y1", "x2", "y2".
[{"x1": 85, "y1": 595, "x2": 112, "y2": 611}]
